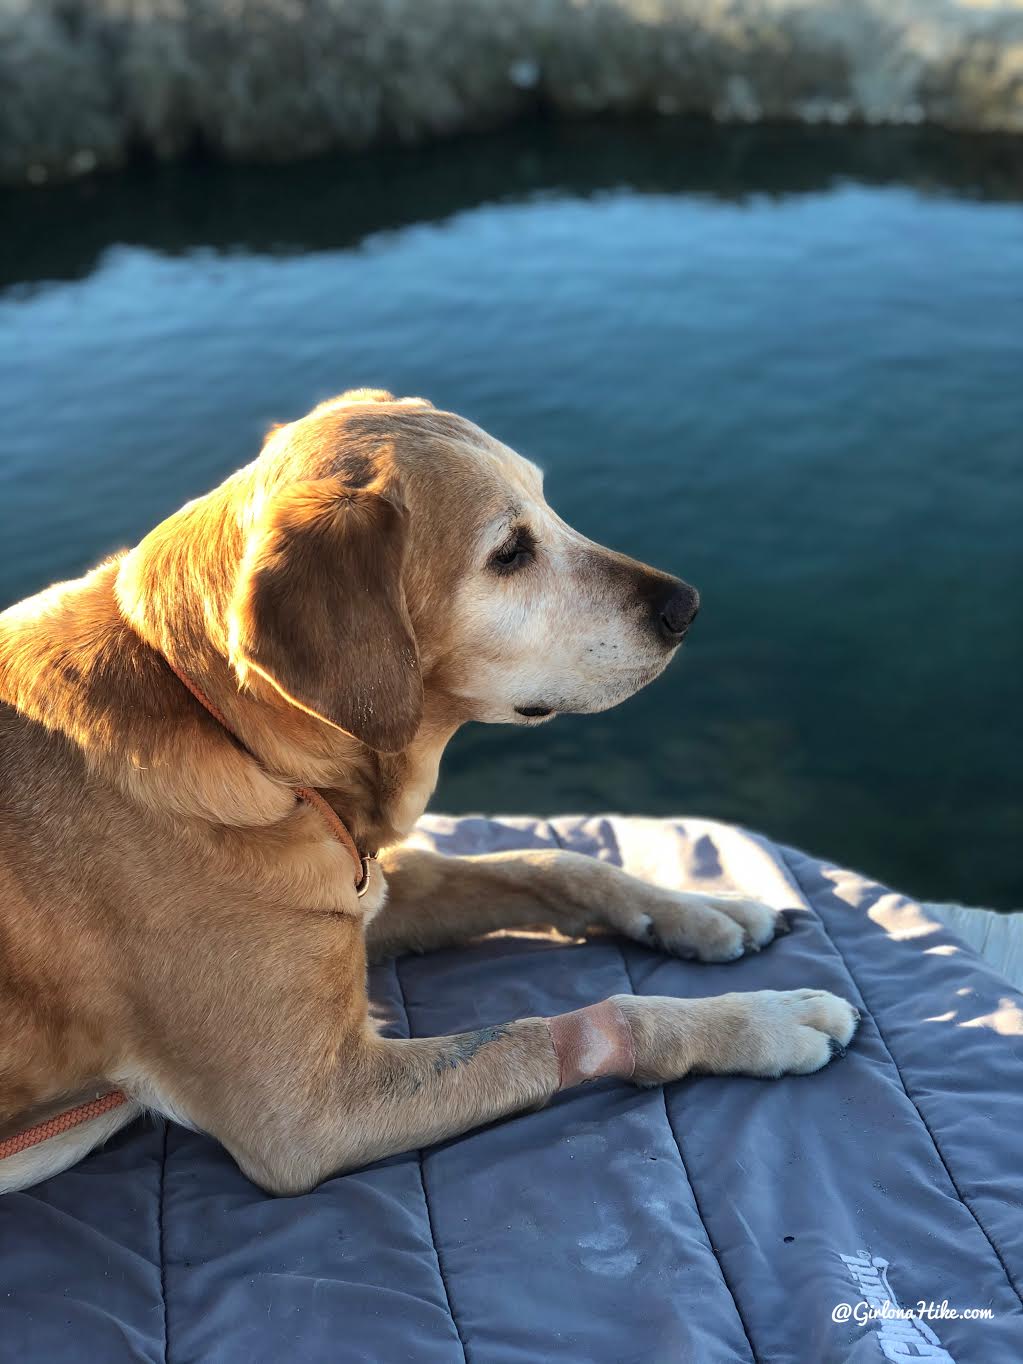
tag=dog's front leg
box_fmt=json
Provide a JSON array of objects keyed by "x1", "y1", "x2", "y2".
[
  {"x1": 367, "y1": 845, "x2": 787, "y2": 963},
  {"x1": 235, "y1": 987, "x2": 857, "y2": 1194}
]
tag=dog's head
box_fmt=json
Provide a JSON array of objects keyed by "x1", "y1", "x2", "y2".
[{"x1": 226, "y1": 390, "x2": 698, "y2": 752}]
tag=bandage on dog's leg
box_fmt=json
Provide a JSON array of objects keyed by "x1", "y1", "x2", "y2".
[{"x1": 545, "y1": 999, "x2": 636, "y2": 1088}]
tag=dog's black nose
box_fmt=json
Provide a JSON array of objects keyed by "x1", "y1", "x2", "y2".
[{"x1": 657, "y1": 581, "x2": 700, "y2": 644}]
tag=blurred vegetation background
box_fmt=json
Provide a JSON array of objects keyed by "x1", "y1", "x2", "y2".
[{"x1": 3, "y1": 0, "x2": 1022, "y2": 185}]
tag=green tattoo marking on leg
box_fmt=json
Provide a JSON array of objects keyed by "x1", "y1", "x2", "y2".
[{"x1": 433, "y1": 1025, "x2": 510, "y2": 1074}]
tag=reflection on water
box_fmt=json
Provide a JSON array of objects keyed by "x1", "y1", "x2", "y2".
[{"x1": 2, "y1": 121, "x2": 1021, "y2": 908}]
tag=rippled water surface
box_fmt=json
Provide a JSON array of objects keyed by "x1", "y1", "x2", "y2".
[{"x1": 2, "y1": 123, "x2": 1021, "y2": 907}]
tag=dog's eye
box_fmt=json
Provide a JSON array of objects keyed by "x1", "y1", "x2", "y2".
[{"x1": 489, "y1": 529, "x2": 534, "y2": 574}]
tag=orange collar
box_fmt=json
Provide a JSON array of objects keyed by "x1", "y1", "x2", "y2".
[{"x1": 164, "y1": 657, "x2": 374, "y2": 898}]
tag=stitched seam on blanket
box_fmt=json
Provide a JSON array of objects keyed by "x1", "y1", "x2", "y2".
[
  {"x1": 556, "y1": 812, "x2": 758, "y2": 1358},
  {"x1": 616, "y1": 939, "x2": 760, "y2": 1364},
  {"x1": 157, "y1": 1120, "x2": 170, "y2": 1364},
  {"x1": 391, "y1": 956, "x2": 473, "y2": 1364},
  {"x1": 777, "y1": 842, "x2": 1023, "y2": 1313},
  {"x1": 549, "y1": 820, "x2": 758, "y2": 1362}
]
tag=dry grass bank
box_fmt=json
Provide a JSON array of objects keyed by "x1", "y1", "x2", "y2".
[{"x1": 3, "y1": 0, "x2": 1022, "y2": 183}]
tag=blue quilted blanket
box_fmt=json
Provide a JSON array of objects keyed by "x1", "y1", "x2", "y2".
[{"x1": 2, "y1": 815, "x2": 1021, "y2": 1363}]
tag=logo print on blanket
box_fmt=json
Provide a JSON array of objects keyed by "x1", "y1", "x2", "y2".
[{"x1": 838, "y1": 1252, "x2": 954, "y2": 1363}]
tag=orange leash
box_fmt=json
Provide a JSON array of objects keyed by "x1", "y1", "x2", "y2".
[
  {"x1": 1, "y1": 660, "x2": 373, "y2": 1165},
  {"x1": 0, "y1": 1091, "x2": 128, "y2": 1161}
]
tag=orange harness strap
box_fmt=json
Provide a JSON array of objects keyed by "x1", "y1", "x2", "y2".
[{"x1": 1, "y1": 660, "x2": 374, "y2": 1165}]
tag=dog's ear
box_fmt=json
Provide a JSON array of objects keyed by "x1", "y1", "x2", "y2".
[{"x1": 228, "y1": 475, "x2": 422, "y2": 752}]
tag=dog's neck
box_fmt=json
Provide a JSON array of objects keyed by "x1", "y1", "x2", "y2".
[
  {"x1": 112, "y1": 468, "x2": 456, "y2": 848},
  {"x1": 1, "y1": 500, "x2": 456, "y2": 854}
]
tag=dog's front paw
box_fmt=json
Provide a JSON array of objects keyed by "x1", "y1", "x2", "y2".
[
  {"x1": 614, "y1": 988, "x2": 859, "y2": 1085},
  {"x1": 702, "y1": 988, "x2": 860, "y2": 1078},
  {"x1": 609, "y1": 890, "x2": 789, "y2": 963}
]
